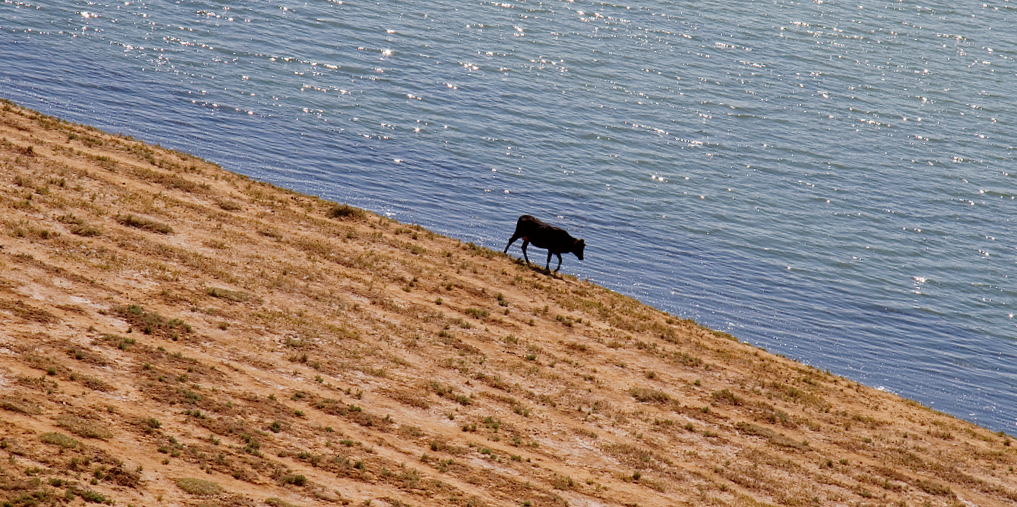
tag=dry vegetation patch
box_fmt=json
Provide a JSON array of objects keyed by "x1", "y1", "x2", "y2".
[
  {"x1": 55, "y1": 414, "x2": 113, "y2": 440},
  {"x1": 39, "y1": 432, "x2": 78, "y2": 449},
  {"x1": 1, "y1": 397, "x2": 43, "y2": 415},
  {"x1": 175, "y1": 477, "x2": 224, "y2": 496}
]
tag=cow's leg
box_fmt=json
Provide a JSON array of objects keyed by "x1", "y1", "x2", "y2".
[
  {"x1": 521, "y1": 240, "x2": 531, "y2": 265},
  {"x1": 504, "y1": 232, "x2": 521, "y2": 254},
  {"x1": 553, "y1": 253, "x2": 563, "y2": 272},
  {"x1": 545, "y1": 250, "x2": 553, "y2": 271}
]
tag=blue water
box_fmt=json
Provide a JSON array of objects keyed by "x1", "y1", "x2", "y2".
[{"x1": 2, "y1": 0, "x2": 1015, "y2": 432}]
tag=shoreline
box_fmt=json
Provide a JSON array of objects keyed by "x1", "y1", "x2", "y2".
[{"x1": 2, "y1": 99, "x2": 1015, "y2": 506}]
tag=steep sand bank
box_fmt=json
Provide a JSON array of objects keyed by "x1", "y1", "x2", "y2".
[{"x1": 1, "y1": 100, "x2": 1015, "y2": 506}]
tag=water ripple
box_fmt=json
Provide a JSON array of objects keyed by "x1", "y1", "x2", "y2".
[{"x1": 2, "y1": 0, "x2": 1015, "y2": 432}]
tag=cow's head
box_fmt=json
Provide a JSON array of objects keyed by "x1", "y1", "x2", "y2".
[{"x1": 573, "y1": 238, "x2": 585, "y2": 261}]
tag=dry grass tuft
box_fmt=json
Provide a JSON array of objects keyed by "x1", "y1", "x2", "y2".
[
  {"x1": 56, "y1": 414, "x2": 113, "y2": 440},
  {"x1": 175, "y1": 477, "x2": 224, "y2": 496},
  {"x1": 58, "y1": 213, "x2": 102, "y2": 236},
  {"x1": 115, "y1": 213, "x2": 173, "y2": 234},
  {"x1": 39, "y1": 432, "x2": 78, "y2": 449},
  {"x1": 207, "y1": 286, "x2": 252, "y2": 303},
  {"x1": 328, "y1": 202, "x2": 366, "y2": 220},
  {"x1": 1, "y1": 397, "x2": 43, "y2": 415},
  {"x1": 629, "y1": 387, "x2": 671, "y2": 404}
]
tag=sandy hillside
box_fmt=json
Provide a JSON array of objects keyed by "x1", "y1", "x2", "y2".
[{"x1": 0, "y1": 100, "x2": 1015, "y2": 507}]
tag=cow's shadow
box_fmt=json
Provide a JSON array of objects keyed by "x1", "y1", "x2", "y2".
[{"x1": 508, "y1": 256, "x2": 565, "y2": 279}]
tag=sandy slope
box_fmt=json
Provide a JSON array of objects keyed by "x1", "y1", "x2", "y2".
[{"x1": 0, "y1": 100, "x2": 1015, "y2": 507}]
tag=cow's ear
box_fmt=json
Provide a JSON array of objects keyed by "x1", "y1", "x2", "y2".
[{"x1": 578, "y1": 239, "x2": 585, "y2": 246}]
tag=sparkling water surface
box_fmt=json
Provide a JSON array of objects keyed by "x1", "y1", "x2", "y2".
[{"x1": 2, "y1": 0, "x2": 1015, "y2": 432}]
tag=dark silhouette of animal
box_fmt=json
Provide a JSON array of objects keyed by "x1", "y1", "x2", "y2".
[{"x1": 504, "y1": 215, "x2": 585, "y2": 272}]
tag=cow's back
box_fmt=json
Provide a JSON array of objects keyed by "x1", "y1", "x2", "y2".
[
  {"x1": 516, "y1": 215, "x2": 544, "y2": 231},
  {"x1": 520, "y1": 218, "x2": 572, "y2": 252}
]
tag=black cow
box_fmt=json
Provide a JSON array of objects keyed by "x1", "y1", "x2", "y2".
[{"x1": 503, "y1": 215, "x2": 585, "y2": 272}]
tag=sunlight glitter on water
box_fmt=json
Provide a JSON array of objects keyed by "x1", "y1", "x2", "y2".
[{"x1": 2, "y1": 0, "x2": 1015, "y2": 432}]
